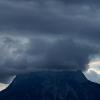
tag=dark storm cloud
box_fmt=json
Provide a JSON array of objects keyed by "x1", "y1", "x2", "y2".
[
  {"x1": 0, "y1": 0, "x2": 96, "y2": 34},
  {"x1": 0, "y1": 35, "x2": 97, "y2": 80},
  {"x1": 0, "y1": 0, "x2": 99, "y2": 41},
  {"x1": 0, "y1": 0, "x2": 100, "y2": 83}
]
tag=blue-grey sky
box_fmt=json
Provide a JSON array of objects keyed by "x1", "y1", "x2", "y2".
[{"x1": 0, "y1": 0, "x2": 100, "y2": 84}]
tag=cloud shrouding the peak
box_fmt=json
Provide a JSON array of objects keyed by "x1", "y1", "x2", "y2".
[
  {"x1": 0, "y1": 0, "x2": 100, "y2": 83},
  {"x1": 0, "y1": 36, "x2": 96, "y2": 73}
]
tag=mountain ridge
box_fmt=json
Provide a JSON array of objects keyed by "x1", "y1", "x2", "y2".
[{"x1": 0, "y1": 71, "x2": 100, "y2": 100}]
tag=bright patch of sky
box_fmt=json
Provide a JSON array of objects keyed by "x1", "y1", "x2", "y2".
[{"x1": 84, "y1": 58, "x2": 100, "y2": 84}]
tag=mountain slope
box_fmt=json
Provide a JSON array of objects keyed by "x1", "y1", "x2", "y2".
[{"x1": 0, "y1": 71, "x2": 100, "y2": 100}]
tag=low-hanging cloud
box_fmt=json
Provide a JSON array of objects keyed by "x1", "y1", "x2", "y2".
[
  {"x1": 0, "y1": 35, "x2": 97, "y2": 73},
  {"x1": 0, "y1": 0, "x2": 100, "y2": 83}
]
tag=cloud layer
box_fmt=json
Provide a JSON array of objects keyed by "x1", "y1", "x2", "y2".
[{"x1": 0, "y1": 0, "x2": 100, "y2": 83}]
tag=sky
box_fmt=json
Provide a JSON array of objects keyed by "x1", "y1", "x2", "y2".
[
  {"x1": 0, "y1": 76, "x2": 15, "y2": 91},
  {"x1": 84, "y1": 58, "x2": 100, "y2": 84},
  {"x1": 0, "y1": 0, "x2": 100, "y2": 89}
]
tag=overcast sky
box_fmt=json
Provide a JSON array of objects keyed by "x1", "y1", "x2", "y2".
[{"x1": 0, "y1": 0, "x2": 100, "y2": 84}]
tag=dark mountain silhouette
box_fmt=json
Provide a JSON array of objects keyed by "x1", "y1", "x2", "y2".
[{"x1": 0, "y1": 71, "x2": 100, "y2": 100}]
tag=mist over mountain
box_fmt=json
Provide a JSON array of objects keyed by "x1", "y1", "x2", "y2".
[{"x1": 0, "y1": 0, "x2": 100, "y2": 84}]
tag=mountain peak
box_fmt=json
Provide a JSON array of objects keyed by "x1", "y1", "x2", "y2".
[
  {"x1": 12, "y1": 70, "x2": 87, "y2": 85},
  {"x1": 0, "y1": 71, "x2": 100, "y2": 100}
]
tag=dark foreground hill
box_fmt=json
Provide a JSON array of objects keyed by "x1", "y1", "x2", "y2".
[{"x1": 0, "y1": 71, "x2": 100, "y2": 100}]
